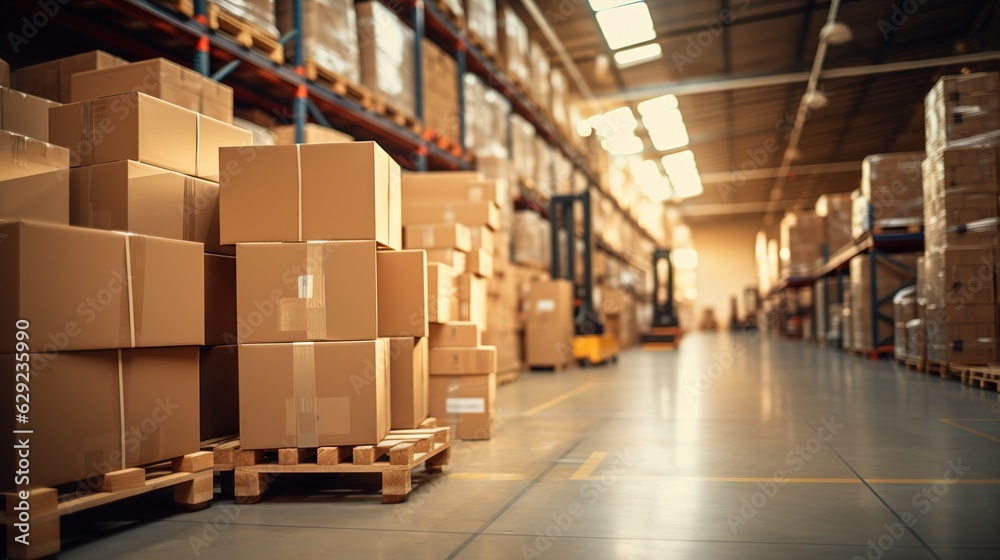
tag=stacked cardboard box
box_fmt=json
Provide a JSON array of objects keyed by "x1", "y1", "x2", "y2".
[
  {"x1": 512, "y1": 210, "x2": 551, "y2": 270},
  {"x1": 527, "y1": 40, "x2": 551, "y2": 113},
  {"x1": 922, "y1": 72, "x2": 1000, "y2": 365},
  {"x1": 498, "y1": 2, "x2": 529, "y2": 88},
  {"x1": 849, "y1": 253, "x2": 918, "y2": 351},
  {"x1": 511, "y1": 113, "x2": 536, "y2": 185},
  {"x1": 464, "y1": 0, "x2": 497, "y2": 55},
  {"x1": 422, "y1": 39, "x2": 460, "y2": 143},
  {"x1": 213, "y1": 0, "x2": 281, "y2": 39},
  {"x1": 893, "y1": 286, "x2": 918, "y2": 359},
  {"x1": 0, "y1": 55, "x2": 226, "y2": 489},
  {"x1": 219, "y1": 141, "x2": 432, "y2": 449},
  {"x1": 534, "y1": 136, "x2": 554, "y2": 198},
  {"x1": 815, "y1": 193, "x2": 853, "y2": 255},
  {"x1": 15, "y1": 50, "x2": 127, "y2": 103},
  {"x1": 277, "y1": 0, "x2": 359, "y2": 82},
  {"x1": 427, "y1": 322, "x2": 497, "y2": 440},
  {"x1": 550, "y1": 68, "x2": 570, "y2": 139},
  {"x1": 524, "y1": 280, "x2": 574, "y2": 369},
  {"x1": 854, "y1": 153, "x2": 924, "y2": 236},
  {"x1": 273, "y1": 123, "x2": 354, "y2": 144},
  {"x1": 779, "y1": 209, "x2": 824, "y2": 279},
  {"x1": 356, "y1": 1, "x2": 416, "y2": 119},
  {"x1": 463, "y1": 73, "x2": 511, "y2": 158},
  {"x1": 602, "y1": 288, "x2": 639, "y2": 350}
]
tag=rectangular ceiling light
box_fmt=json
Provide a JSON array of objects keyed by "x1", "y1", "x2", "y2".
[
  {"x1": 614, "y1": 43, "x2": 663, "y2": 68},
  {"x1": 596, "y1": 2, "x2": 656, "y2": 50},
  {"x1": 588, "y1": 0, "x2": 641, "y2": 11},
  {"x1": 637, "y1": 94, "x2": 679, "y2": 116},
  {"x1": 644, "y1": 110, "x2": 689, "y2": 151},
  {"x1": 662, "y1": 150, "x2": 703, "y2": 198},
  {"x1": 602, "y1": 135, "x2": 644, "y2": 155},
  {"x1": 631, "y1": 159, "x2": 674, "y2": 201}
]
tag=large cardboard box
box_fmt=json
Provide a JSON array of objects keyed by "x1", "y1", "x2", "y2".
[
  {"x1": 70, "y1": 160, "x2": 231, "y2": 255},
  {"x1": 235, "y1": 240, "x2": 377, "y2": 343},
  {"x1": 0, "y1": 346, "x2": 200, "y2": 491},
  {"x1": 205, "y1": 254, "x2": 237, "y2": 346},
  {"x1": 200, "y1": 345, "x2": 240, "y2": 441},
  {"x1": 425, "y1": 248, "x2": 467, "y2": 272},
  {"x1": 0, "y1": 170, "x2": 69, "y2": 224},
  {"x1": 378, "y1": 249, "x2": 428, "y2": 338},
  {"x1": 428, "y1": 373, "x2": 496, "y2": 440},
  {"x1": 429, "y1": 322, "x2": 481, "y2": 348},
  {"x1": 420, "y1": 39, "x2": 460, "y2": 142},
  {"x1": 356, "y1": 1, "x2": 416, "y2": 118},
  {"x1": 524, "y1": 279, "x2": 574, "y2": 367},
  {"x1": 71, "y1": 58, "x2": 235, "y2": 123},
  {"x1": 404, "y1": 223, "x2": 472, "y2": 251},
  {"x1": 466, "y1": 248, "x2": 493, "y2": 278},
  {"x1": 402, "y1": 201, "x2": 500, "y2": 231},
  {"x1": 388, "y1": 337, "x2": 429, "y2": 430},
  {"x1": 0, "y1": 130, "x2": 69, "y2": 181},
  {"x1": 220, "y1": 142, "x2": 401, "y2": 247},
  {"x1": 14, "y1": 50, "x2": 127, "y2": 103},
  {"x1": 238, "y1": 340, "x2": 390, "y2": 449},
  {"x1": 427, "y1": 262, "x2": 457, "y2": 323},
  {"x1": 273, "y1": 123, "x2": 353, "y2": 145},
  {"x1": 198, "y1": 114, "x2": 252, "y2": 181},
  {"x1": 401, "y1": 172, "x2": 503, "y2": 207},
  {"x1": 0, "y1": 220, "x2": 205, "y2": 352},
  {"x1": 50, "y1": 92, "x2": 198, "y2": 175},
  {"x1": 1, "y1": 86, "x2": 60, "y2": 141},
  {"x1": 469, "y1": 226, "x2": 495, "y2": 253},
  {"x1": 429, "y1": 346, "x2": 497, "y2": 374},
  {"x1": 457, "y1": 273, "x2": 488, "y2": 329}
]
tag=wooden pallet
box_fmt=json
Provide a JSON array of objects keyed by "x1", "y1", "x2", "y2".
[
  {"x1": 371, "y1": 96, "x2": 423, "y2": 134},
  {"x1": 871, "y1": 223, "x2": 923, "y2": 235},
  {"x1": 304, "y1": 59, "x2": 375, "y2": 111},
  {"x1": 497, "y1": 370, "x2": 520, "y2": 385},
  {"x1": 2, "y1": 452, "x2": 213, "y2": 560},
  {"x1": 904, "y1": 358, "x2": 926, "y2": 372},
  {"x1": 529, "y1": 363, "x2": 568, "y2": 372},
  {"x1": 170, "y1": 0, "x2": 284, "y2": 64},
  {"x1": 949, "y1": 364, "x2": 1000, "y2": 392},
  {"x1": 926, "y1": 359, "x2": 950, "y2": 379},
  {"x1": 233, "y1": 426, "x2": 450, "y2": 504},
  {"x1": 466, "y1": 29, "x2": 500, "y2": 67}
]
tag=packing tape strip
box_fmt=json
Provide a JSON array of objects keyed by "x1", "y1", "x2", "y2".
[
  {"x1": 305, "y1": 242, "x2": 328, "y2": 340},
  {"x1": 9, "y1": 132, "x2": 27, "y2": 168},
  {"x1": 292, "y1": 342, "x2": 319, "y2": 448},
  {"x1": 183, "y1": 176, "x2": 196, "y2": 242},
  {"x1": 118, "y1": 234, "x2": 147, "y2": 348},
  {"x1": 117, "y1": 349, "x2": 127, "y2": 466}
]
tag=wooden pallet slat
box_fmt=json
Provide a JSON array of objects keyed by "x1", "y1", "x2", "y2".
[
  {"x1": 168, "y1": 0, "x2": 284, "y2": 64},
  {"x1": 304, "y1": 59, "x2": 375, "y2": 111}
]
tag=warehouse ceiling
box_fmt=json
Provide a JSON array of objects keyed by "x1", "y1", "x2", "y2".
[{"x1": 521, "y1": 0, "x2": 1000, "y2": 223}]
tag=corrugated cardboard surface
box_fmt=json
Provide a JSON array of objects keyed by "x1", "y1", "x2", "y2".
[
  {"x1": 0, "y1": 220, "x2": 204, "y2": 352},
  {"x1": 427, "y1": 262, "x2": 457, "y2": 324},
  {"x1": 14, "y1": 50, "x2": 127, "y2": 103},
  {"x1": 197, "y1": 114, "x2": 252, "y2": 181},
  {"x1": 220, "y1": 142, "x2": 400, "y2": 247},
  {"x1": 70, "y1": 160, "x2": 231, "y2": 255},
  {"x1": 1, "y1": 86, "x2": 59, "y2": 141},
  {"x1": 425, "y1": 248, "x2": 467, "y2": 272},
  {"x1": 273, "y1": 123, "x2": 353, "y2": 144},
  {"x1": 401, "y1": 171, "x2": 502, "y2": 206},
  {"x1": 235, "y1": 240, "x2": 377, "y2": 343},
  {"x1": 0, "y1": 346, "x2": 199, "y2": 491},
  {"x1": 467, "y1": 248, "x2": 493, "y2": 278},
  {"x1": 388, "y1": 337, "x2": 429, "y2": 430},
  {"x1": 205, "y1": 254, "x2": 237, "y2": 346},
  {"x1": 0, "y1": 129, "x2": 69, "y2": 181},
  {"x1": 49, "y1": 92, "x2": 198, "y2": 175},
  {"x1": 378, "y1": 249, "x2": 428, "y2": 337},
  {"x1": 404, "y1": 223, "x2": 472, "y2": 251},
  {"x1": 238, "y1": 340, "x2": 389, "y2": 449},
  {"x1": 524, "y1": 279, "x2": 574, "y2": 366},
  {"x1": 457, "y1": 273, "x2": 488, "y2": 330},
  {"x1": 428, "y1": 372, "x2": 496, "y2": 440},
  {"x1": 0, "y1": 57, "x2": 9, "y2": 88},
  {"x1": 0, "y1": 170, "x2": 69, "y2": 224},
  {"x1": 429, "y1": 322, "x2": 481, "y2": 348},
  {"x1": 429, "y1": 346, "x2": 497, "y2": 374},
  {"x1": 402, "y1": 201, "x2": 500, "y2": 231},
  {"x1": 200, "y1": 345, "x2": 240, "y2": 440}
]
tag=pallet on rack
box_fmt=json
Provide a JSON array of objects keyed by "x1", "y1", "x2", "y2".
[
  {"x1": 466, "y1": 30, "x2": 500, "y2": 67},
  {"x1": 371, "y1": 96, "x2": 423, "y2": 134},
  {"x1": 2, "y1": 452, "x2": 213, "y2": 560},
  {"x1": 871, "y1": 223, "x2": 923, "y2": 235},
  {"x1": 304, "y1": 59, "x2": 375, "y2": 111},
  {"x1": 169, "y1": 0, "x2": 284, "y2": 64},
  {"x1": 422, "y1": 127, "x2": 463, "y2": 157},
  {"x1": 949, "y1": 364, "x2": 1000, "y2": 392},
  {"x1": 233, "y1": 427, "x2": 451, "y2": 504},
  {"x1": 431, "y1": 0, "x2": 465, "y2": 31}
]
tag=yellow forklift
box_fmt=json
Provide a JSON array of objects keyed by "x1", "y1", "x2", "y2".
[
  {"x1": 549, "y1": 191, "x2": 619, "y2": 366},
  {"x1": 642, "y1": 249, "x2": 683, "y2": 350}
]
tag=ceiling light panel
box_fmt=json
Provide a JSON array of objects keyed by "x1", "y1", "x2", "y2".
[
  {"x1": 596, "y1": 2, "x2": 656, "y2": 50},
  {"x1": 614, "y1": 43, "x2": 663, "y2": 68}
]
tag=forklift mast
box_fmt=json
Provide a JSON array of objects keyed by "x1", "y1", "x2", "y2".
[
  {"x1": 651, "y1": 249, "x2": 678, "y2": 328},
  {"x1": 549, "y1": 190, "x2": 603, "y2": 336}
]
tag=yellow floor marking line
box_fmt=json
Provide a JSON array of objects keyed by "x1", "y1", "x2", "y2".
[
  {"x1": 570, "y1": 451, "x2": 608, "y2": 480},
  {"x1": 938, "y1": 418, "x2": 1000, "y2": 444},
  {"x1": 524, "y1": 381, "x2": 599, "y2": 417},
  {"x1": 446, "y1": 473, "x2": 531, "y2": 481},
  {"x1": 572, "y1": 475, "x2": 1000, "y2": 484}
]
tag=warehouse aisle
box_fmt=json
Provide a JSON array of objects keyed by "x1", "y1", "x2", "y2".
[{"x1": 56, "y1": 333, "x2": 1000, "y2": 560}]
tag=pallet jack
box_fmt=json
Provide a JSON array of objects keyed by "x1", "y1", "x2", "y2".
[
  {"x1": 641, "y1": 249, "x2": 683, "y2": 350},
  {"x1": 550, "y1": 191, "x2": 619, "y2": 367}
]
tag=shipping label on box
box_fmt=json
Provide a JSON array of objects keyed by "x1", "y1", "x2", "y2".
[
  {"x1": 0, "y1": 220, "x2": 205, "y2": 352},
  {"x1": 238, "y1": 340, "x2": 390, "y2": 449},
  {"x1": 378, "y1": 250, "x2": 428, "y2": 338},
  {"x1": 236, "y1": 240, "x2": 377, "y2": 343}
]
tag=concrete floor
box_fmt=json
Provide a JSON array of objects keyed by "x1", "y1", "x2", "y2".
[{"x1": 55, "y1": 332, "x2": 1000, "y2": 559}]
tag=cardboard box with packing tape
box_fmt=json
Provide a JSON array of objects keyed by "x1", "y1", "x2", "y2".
[
  {"x1": 0, "y1": 219, "x2": 204, "y2": 352},
  {"x1": 524, "y1": 279, "x2": 574, "y2": 367},
  {"x1": 377, "y1": 249, "x2": 428, "y2": 338},
  {"x1": 429, "y1": 322, "x2": 481, "y2": 348},
  {"x1": 70, "y1": 160, "x2": 231, "y2": 255},
  {"x1": 219, "y1": 142, "x2": 401, "y2": 248},
  {"x1": 0, "y1": 346, "x2": 200, "y2": 491},
  {"x1": 238, "y1": 340, "x2": 390, "y2": 449},
  {"x1": 49, "y1": 92, "x2": 251, "y2": 179},
  {"x1": 404, "y1": 223, "x2": 472, "y2": 251},
  {"x1": 0, "y1": 130, "x2": 70, "y2": 224},
  {"x1": 235, "y1": 240, "x2": 377, "y2": 344},
  {"x1": 429, "y1": 372, "x2": 496, "y2": 441},
  {"x1": 429, "y1": 345, "x2": 497, "y2": 374},
  {"x1": 1, "y1": 85, "x2": 60, "y2": 142},
  {"x1": 388, "y1": 337, "x2": 429, "y2": 430}
]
